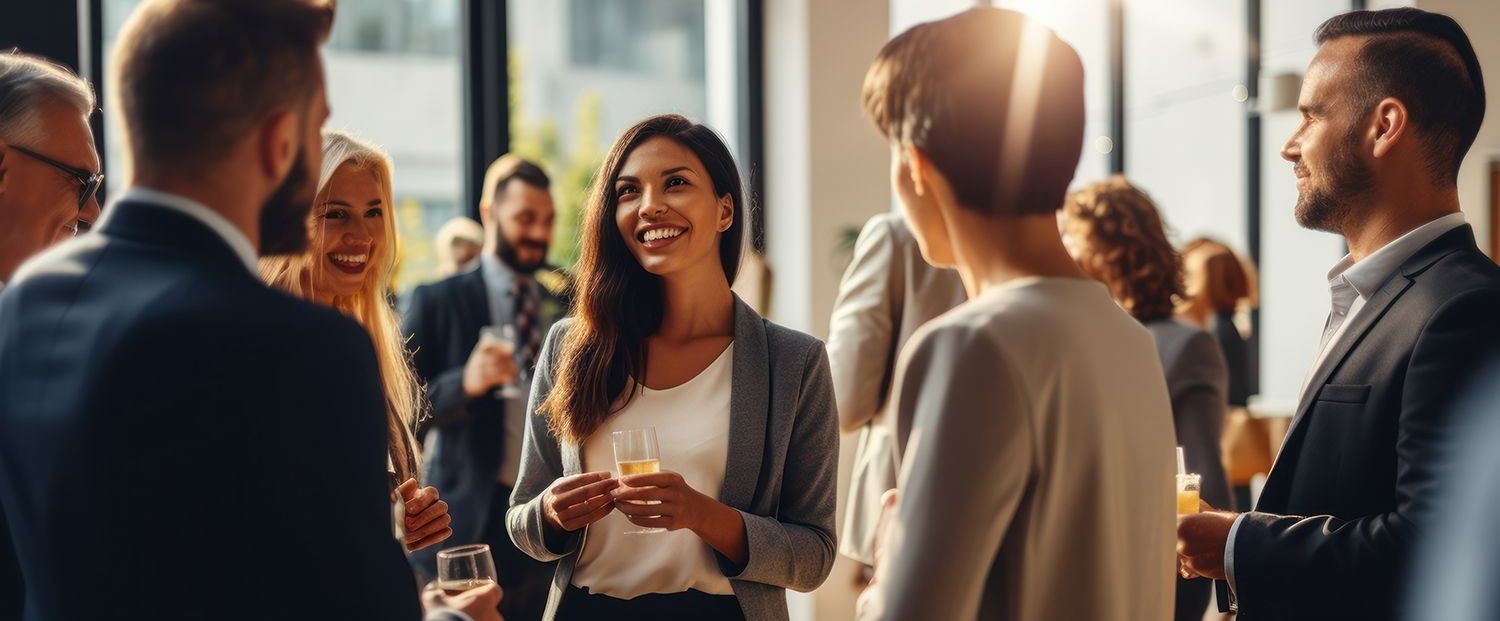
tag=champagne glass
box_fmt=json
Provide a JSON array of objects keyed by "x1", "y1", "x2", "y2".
[
  {"x1": 436, "y1": 544, "x2": 498, "y2": 594},
  {"x1": 613, "y1": 427, "x2": 664, "y2": 534},
  {"x1": 478, "y1": 325, "x2": 524, "y2": 399}
]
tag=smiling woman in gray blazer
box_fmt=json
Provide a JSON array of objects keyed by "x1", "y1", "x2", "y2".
[{"x1": 506, "y1": 115, "x2": 838, "y2": 621}]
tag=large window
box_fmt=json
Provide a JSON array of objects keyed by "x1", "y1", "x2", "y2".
[
  {"x1": 1125, "y1": 0, "x2": 1248, "y2": 249},
  {"x1": 997, "y1": 0, "x2": 1114, "y2": 187},
  {"x1": 101, "y1": 0, "x2": 466, "y2": 292},
  {"x1": 506, "y1": 0, "x2": 749, "y2": 268}
]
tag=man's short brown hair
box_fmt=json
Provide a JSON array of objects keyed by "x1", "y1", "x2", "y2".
[
  {"x1": 480, "y1": 154, "x2": 550, "y2": 209},
  {"x1": 110, "y1": 0, "x2": 332, "y2": 169},
  {"x1": 863, "y1": 7, "x2": 1085, "y2": 216}
]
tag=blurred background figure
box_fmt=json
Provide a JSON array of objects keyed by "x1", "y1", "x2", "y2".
[
  {"x1": 1062, "y1": 176, "x2": 1232, "y2": 621},
  {"x1": 1179, "y1": 238, "x2": 1266, "y2": 513},
  {"x1": 404, "y1": 154, "x2": 564, "y2": 620},
  {"x1": 261, "y1": 129, "x2": 453, "y2": 553},
  {"x1": 1405, "y1": 360, "x2": 1500, "y2": 621},
  {"x1": 0, "y1": 51, "x2": 101, "y2": 287},
  {"x1": 436, "y1": 215, "x2": 484, "y2": 278},
  {"x1": 827, "y1": 208, "x2": 964, "y2": 581}
]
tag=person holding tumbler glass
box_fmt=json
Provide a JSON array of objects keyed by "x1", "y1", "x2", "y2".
[{"x1": 507, "y1": 114, "x2": 839, "y2": 621}]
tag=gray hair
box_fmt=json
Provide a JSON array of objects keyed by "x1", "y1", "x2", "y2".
[{"x1": 0, "y1": 51, "x2": 96, "y2": 146}]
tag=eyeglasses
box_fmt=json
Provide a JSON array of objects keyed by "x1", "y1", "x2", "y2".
[{"x1": 9, "y1": 144, "x2": 104, "y2": 210}]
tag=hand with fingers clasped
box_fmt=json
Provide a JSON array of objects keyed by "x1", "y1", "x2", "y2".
[
  {"x1": 398, "y1": 478, "x2": 454, "y2": 552},
  {"x1": 543, "y1": 471, "x2": 621, "y2": 538},
  {"x1": 610, "y1": 471, "x2": 715, "y2": 532}
]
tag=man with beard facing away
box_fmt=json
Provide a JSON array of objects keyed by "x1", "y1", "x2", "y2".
[
  {"x1": 405, "y1": 154, "x2": 569, "y2": 621},
  {"x1": 0, "y1": 0, "x2": 502, "y2": 619},
  {"x1": 1175, "y1": 8, "x2": 1500, "y2": 620}
]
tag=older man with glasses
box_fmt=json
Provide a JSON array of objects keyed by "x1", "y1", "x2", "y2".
[
  {"x1": 0, "y1": 51, "x2": 102, "y2": 288},
  {"x1": 0, "y1": 49, "x2": 99, "y2": 621}
]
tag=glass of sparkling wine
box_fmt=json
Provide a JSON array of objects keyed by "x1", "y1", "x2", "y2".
[
  {"x1": 436, "y1": 544, "x2": 498, "y2": 595},
  {"x1": 613, "y1": 427, "x2": 664, "y2": 534},
  {"x1": 1176, "y1": 473, "x2": 1202, "y2": 515},
  {"x1": 478, "y1": 325, "x2": 524, "y2": 399}
]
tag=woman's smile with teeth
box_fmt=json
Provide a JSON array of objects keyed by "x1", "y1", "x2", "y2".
[
  {"x1": 328, "y1": 252, "x2": 371, "y2": 274},
  {"x1": 642, "y1": 227, "x2": 684, "y2": 243}
]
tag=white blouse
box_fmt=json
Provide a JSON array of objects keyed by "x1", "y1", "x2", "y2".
[{"x1": 570, "y1": 344, "x2": 735, "y2": 599}]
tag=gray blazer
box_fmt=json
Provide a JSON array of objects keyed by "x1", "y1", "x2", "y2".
[
  {"x1": 1145, "y1": 319, "x2": 1232, "y2": 510},
  {"x1": 506, "y1": 296, "x2": 839, "y2": 620},
  {"x1": 828, "y1": 213, "x2": 965, "y2": 563}
]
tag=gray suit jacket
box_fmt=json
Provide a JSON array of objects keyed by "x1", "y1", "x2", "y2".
[
  {"x1": 828, "y1": 213, "x2": 966, "y2": 563},
  {"x1": 506, "y1": 296, "x2": 839, "y2": 620},
  {"x1": 1145, "y1": 319, "x2": 1233, "y2": 510}
]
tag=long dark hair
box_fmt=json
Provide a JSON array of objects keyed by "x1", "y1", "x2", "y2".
[{"x1": 541, "y1": 114, "x2": 746, "y2": 444}]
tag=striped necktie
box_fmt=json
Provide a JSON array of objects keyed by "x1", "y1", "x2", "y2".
[{"x1": 514, "y1": 277, "x2": 540, "y2": 371}]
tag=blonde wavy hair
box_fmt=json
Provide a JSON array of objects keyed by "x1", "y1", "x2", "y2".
[
  {"x1": 1061, "y1": 176, "x2": 1184, "y2": 323},
  {"x1": 260, "y1": 129, "x2": 421, "y2": 484}
]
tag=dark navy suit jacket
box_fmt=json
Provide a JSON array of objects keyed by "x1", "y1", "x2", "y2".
[{"x1": 0, "y1": 201, "x2": 422, "y2": 620}]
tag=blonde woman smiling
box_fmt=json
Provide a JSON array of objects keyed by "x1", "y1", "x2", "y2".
[{"x1": 262, "y1": 129, "x2": 452, "y2": 552}]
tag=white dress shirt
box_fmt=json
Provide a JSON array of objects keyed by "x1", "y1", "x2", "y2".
[
  {"x1": 1225, "y1": 211, "x2": 1467, "y2": 596},
  {"x1": 102, "y1": 186, "x2": 259, "y2": 274}
]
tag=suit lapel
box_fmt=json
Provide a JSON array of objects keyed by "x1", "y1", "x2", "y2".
[
  {"x1": 1260, "y1": 226, "x2": 1473, "y2": 506},
  {"x1": 720, "y1": 296, "x2": 769, "y2": 510},
  {"x1": 455, "y1": 270, "x2": 490, "y2": 341}
]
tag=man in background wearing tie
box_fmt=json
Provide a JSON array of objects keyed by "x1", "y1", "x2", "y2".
[
  {"x1": 405, "y1": 154, "x2": 567, "y2": 621},
  {"x1": 1176, "y1": 8, "x2": 1500, "y2": 620}
]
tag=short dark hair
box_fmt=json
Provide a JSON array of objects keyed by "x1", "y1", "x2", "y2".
[
  {"x1": 111, "y1": 0, "x2": 333, "y2": 169},
  {"x1": 862, "y1": 7, "x2": 1085, "y2": 216},
  {"x1": 480, "y1": 154, "x2": 551, "y2": 208},
  {"x1": 1315, "y1": 8, "x2": 1485, "y2": 185}
]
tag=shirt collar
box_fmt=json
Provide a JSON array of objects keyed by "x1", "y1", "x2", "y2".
[
  {"x1": 480, "y1": 253, "x2": 518, "y2": 293},
  {"x1": 104, "y1": 186, "x2": 259, "y2": 275},
  {"x1": 1326, "y1": 212, "x2": 1466, "y2": 299}
]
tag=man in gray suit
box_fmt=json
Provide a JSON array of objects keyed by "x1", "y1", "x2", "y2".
[{"x1": 828, "y1": 209, "x2": 964, "y2": 570}]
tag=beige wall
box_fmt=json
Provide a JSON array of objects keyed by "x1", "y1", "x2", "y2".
[
  {"x1": 763, "y1": 0, "x2": 891, "y2": 619},
  {"x1": 763, "y1": 0, "x2": 892, "y2": 340}
]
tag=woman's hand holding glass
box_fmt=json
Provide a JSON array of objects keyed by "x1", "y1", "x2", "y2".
[
  {"x1": 542, "y1": 471, "x2": 620, "y2": 535},
  {"x1": 610, "y1": 470, "x2": 713, "y2": 532}
]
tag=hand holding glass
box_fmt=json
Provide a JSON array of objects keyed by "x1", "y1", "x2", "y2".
[
  {"x1": 613, "y1": 427, "x2": 664, "y2": 534},
  {"x1": 478, "y1": 325, "x2": 524, "y2": 399},
  {"x1": 436, "y1": 544, "x2": 498, "y2": 595}
]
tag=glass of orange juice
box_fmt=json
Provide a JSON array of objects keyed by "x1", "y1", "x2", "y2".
[{"x1": 1176, "y1": 473, "x2": 1201, "y2": 515}]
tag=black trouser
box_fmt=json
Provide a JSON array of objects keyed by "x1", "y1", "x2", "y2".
[
  {"x1": 556, "y1": 585, "x2": 744, "y2": 621},
  {"x1": 483, "y1": 484, "x2": 554, "y2": 621}
]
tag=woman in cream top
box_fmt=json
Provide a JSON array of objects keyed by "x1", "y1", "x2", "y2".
[{"x1": 571, "y1": 344, "x2": 735, "y2": 598}]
